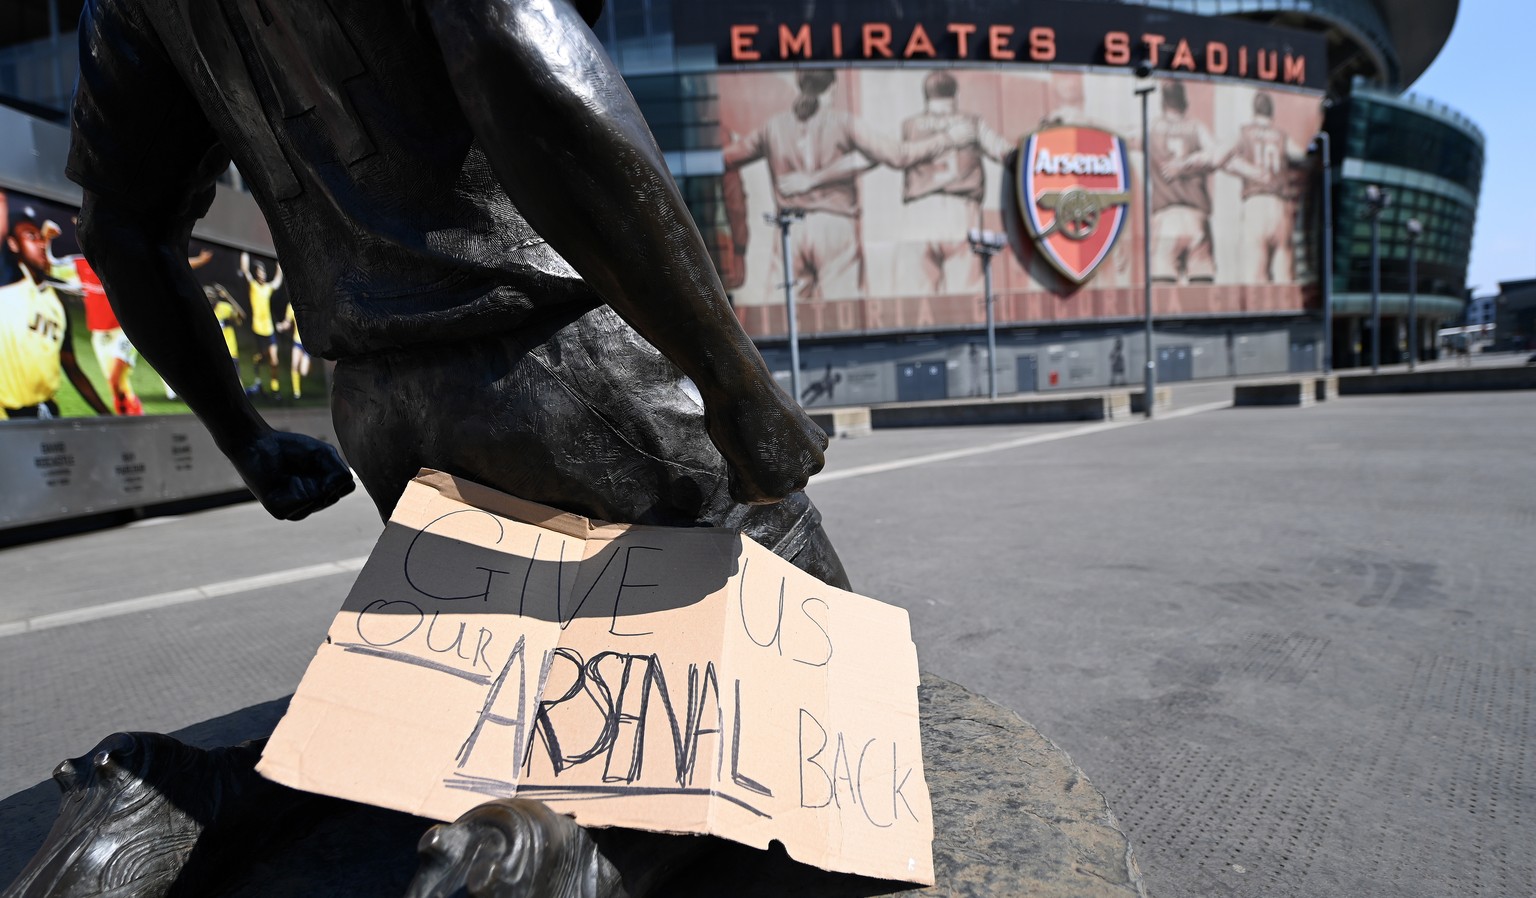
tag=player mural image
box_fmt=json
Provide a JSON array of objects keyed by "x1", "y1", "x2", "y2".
[
  {"x1": 0, "y1": 195, "x2": 110, "y2": 419},
  {"x1": 898, "y1": 71, "x2": 1013, "y2": 295},
  {"x1": 239, "y1": 251, "x2": 285, "y2": 399},
  {"x1": 1147, "y1": 80, "x2": 1217, "y2": 289},
  {"x1": 1227, "y1": 91, "x2": 1309, "y2": 284},
  {"x1": 723, "y1": 69, "x2": 965, "y2": 302},
  {"x1": 0, "y1": 188, "x2": 317, "y2": 421},
  {"x1": 280, "y1": 302, "x2": 312, "y2": 400},
  {"x1": 717, "y1": 69, "x2": 1322, "y2": 339}
]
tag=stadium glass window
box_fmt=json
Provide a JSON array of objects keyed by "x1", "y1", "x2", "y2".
[
  {"x1": 0, "y1": 0, "x2": 84, "y2": 115},
  {"x1": 684, "y1": 123, "x2": 719, "y2": 151}
]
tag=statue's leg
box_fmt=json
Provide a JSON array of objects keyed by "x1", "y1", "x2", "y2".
[
  {"x1": 330, "y1": 352, "x2": 430, "y2": 520},
  {"x1": 1, "y1": 733, "x2": 313, "y2": 898},
  {"x1": 406, "y1": 799, "x2": 712, "y2": 898}
]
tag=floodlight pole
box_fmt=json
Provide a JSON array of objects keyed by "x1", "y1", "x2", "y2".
[
  {"x1": 968, "y1": 229, "x2": 1007, "y2": 400},
  {"x1": 1313, "y1": 129, "x2": 1334, "y2": 374},
  {"x1": 1135, "y1": 69, "x2": 1156, "y2": 419},
  {"x1": 1365, "y1": 185, "x2": 1391, "y2": 374},
  {"x1": 768, "y1": 209, "x2": 806, "y2": 401},
  {"x1": 1370, "y1": 213, "x2": 1381, "y2": 373},
  {"x1": 1406, "y1": 217, "x2": 1422, "y2": 371}
]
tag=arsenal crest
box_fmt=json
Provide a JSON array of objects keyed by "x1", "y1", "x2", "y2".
[{"x1": 1017, "y1": 126, "x2": 1132, "y2": 285}]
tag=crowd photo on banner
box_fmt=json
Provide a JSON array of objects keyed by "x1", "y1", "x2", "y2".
[
  {"x1": 0, "y1": 188, "x2": 323, "y2": 421},
  {"x1": 718, "y1": 68, "x2": 1320, "y2": 337}
]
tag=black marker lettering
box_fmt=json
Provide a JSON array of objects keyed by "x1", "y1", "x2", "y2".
[
  {"x1": 684, "y1": 663, "x2": 724, "y2": 787},
  {"x1": 830, "y1": 732, "x2": 854, "y2": 809},
  {"x1": 404, "y1": 510, "x2": 511, "y2": 601},
  {"x1": 516, "y1": 533, "x2": 542, "y2": 616},
  {"x1": 532, "y1": 648, "x2": 616, "y2": 773},
  {"x1": 639, "y1": 655, "x2": 690, "y2": 786},
  {"x1": 739, "y1": 561, "x2": 785, "y2": 654},
  {"x1": 730, "y1": 679, "x2": 772, "y2": 796},
  {"x1": 560, "y1": 546, "x2": 623, "y2": 626},
  {"x1": 355, "y1": 599, "x2": 423, "y2": 647},
  {"x1": 795, "y1": 597, "x2": 833, "y2": 667},
  {"x1": 458, "y1": 634, "x2": 531, "y2": 768},
  {"x1": 424, "y1": 610, "x2": 471, "y2": 660},
  {"x1": 855, "y1": 739, "x2": 892, "y2": 827},
  {"x1": 610, "y1": 546, "x2": 663, "y2": 637},
  {"x1": 472, "y1": 627, "x2": 494, "y2": 672},
  {"x1": 798, "y1": 709, "x2": 832, "y2": 808},
  {"x1": 893, "y1": 744, "x2": 918, "y2": 822},
  {"x1": 601, "y1": 653, "x2": 650, "y2": 784}
]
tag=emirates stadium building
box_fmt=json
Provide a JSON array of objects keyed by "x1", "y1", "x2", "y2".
[
  {"x1": 582, "y1": 0, "x2": 1480, "y2": 401},
  {"x1": 0, "y1": 0, "x2": 1481, "y2": 527}
]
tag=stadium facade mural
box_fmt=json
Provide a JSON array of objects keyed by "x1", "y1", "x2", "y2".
[
  {"x1": 1, "y1": 188, "x2": 320, "y2": 421},
  {"x1": 718, "y1": 68, "x2": 1323, "y2": 340}
]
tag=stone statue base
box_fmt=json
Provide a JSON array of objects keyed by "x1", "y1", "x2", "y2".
[{"x1": 2, "y1": 676, "x2": 1145, "y2": 898}]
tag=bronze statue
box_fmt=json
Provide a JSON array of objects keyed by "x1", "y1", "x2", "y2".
[
  {"x1": 68, "y1": 0, "x2": 845, "y2": 582},
  {"x1": 26, "y1": 0, "x2": 856, "y2": 893}
]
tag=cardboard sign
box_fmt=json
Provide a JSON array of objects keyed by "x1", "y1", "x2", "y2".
[{"x1": 258, "y1": 470, "x2": 934, "y2": 884}]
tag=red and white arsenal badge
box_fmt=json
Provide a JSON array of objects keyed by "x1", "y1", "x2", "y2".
[{"x1": 1017, "y1": 126, "x2": 1132, "y2": 285}]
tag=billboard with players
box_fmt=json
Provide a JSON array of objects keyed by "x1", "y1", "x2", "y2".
[
  {"x1": 0, "y1": 187, "x2": 324, "y2": 421},
  {"x1": 715, "y1": 68, "x2": 1323, "y2": 340}
]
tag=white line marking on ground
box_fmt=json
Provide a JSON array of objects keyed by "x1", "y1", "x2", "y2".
[
  {"x1": 814, "y1": 400, "x2": 1229, "y2": 485},
  {"x1": 814, "y1": 419, "x2": 1138, "y2": 484},
  {"x1": 0, "y1": 556, "x2": 369, "y2": 639},
  {"x1": 1158, "y1": 400, "x2": 1234, "y2": 419},
  {"x1": 125, "y1": 516, "x2": 184, "y2": 528}
]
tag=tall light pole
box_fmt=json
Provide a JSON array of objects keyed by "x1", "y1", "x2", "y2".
[
  {"x1": 767, "y1": 209, "x2": 806, "y2": 401},
  {"x1": 1312, "y1": 129, "x2": 1334, "y2": 373},
  {"x1": 1135, "y1": 62, "x2": 1156, "y2": 418},
  {"x1": 1364, "y1": 184, "x2": 1391, "y2": 373},
  {"x1": 1406, "y1": 217, "x2": 1422, "y2": 371},
  {"x1": 968, "y1": 228, "x2": 1007, "y2": 400}
]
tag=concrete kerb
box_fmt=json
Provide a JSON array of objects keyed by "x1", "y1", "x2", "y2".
[
  {"x1": 808, "y1": 387, "x2": 1177, "y2": 432},
  {"x1": 853, "y1": 388, "x2": 1162, "y2": 428},
  {"x1": 1338, "y1": 365, "x2": 1536, "y2": 395},
  {"x1": 807, "y1": 407, "x2": 873, "y2": 439},
  {"x1": 1128, "y1": 387, "x2": 1174, "y2": 416},
  {"x1": 1233, "y1": 375, "x2": 1339, "y2": 407}
]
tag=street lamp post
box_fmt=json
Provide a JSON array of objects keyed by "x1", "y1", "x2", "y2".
[
  {"x1": 1135, "y1": 62, "x2": 1156, "y2": 418},
  {"x1": 1312, "y1": 130, "x2": 1334, "y2": 374},
  {"x1": 767, "y1": 209, "x2": 806, "y2": 401},
  {"x1": 1364, "y1": 184, "x2": 1391, "y2": 373},
  {"x1": 1406, "y1": 217, "x2": 1422, "y2": 371},
  {"x1": 968, "y1": 228, "x2": 1008, "y2": 400}
]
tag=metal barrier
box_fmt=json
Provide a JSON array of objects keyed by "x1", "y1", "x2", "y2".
[{"x1": 0, "y1": 409, "x2": 337, "y2": 531}]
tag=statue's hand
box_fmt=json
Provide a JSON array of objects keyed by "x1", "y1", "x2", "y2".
[
  {"x1": 705, "y1": 386, "x2": 828, "y2": 505},
  {"x1": 228, "y1": 430, "x2": 356, "y2": 521}
]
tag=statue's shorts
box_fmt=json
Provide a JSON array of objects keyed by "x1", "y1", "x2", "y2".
[{"x1": 330, "y1": 303, "x2": 848, "y2": 589}]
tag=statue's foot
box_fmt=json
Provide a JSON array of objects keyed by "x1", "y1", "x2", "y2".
[
  {"x1": 406, "y1": 800, "x2": 627, "y2": 898},
  {"x1": 3, "y1": 732, "x2": 307, "y2": 898},
  {"x1": 705, "y1": 386, "x2": 828, "y2": 505}
]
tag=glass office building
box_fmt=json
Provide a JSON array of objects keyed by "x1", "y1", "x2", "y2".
[{"x1": 1326, "y1": 80, "x2": 1482, "y2": 365}]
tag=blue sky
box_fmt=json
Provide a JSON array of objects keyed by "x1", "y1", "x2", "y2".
[{"x1": 1411, "y1": 1, "x2": 1534, "y2": 294}]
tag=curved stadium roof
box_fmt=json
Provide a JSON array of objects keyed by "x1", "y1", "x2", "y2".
[
  {"x1": 1378, "y1": 0, "x2": 1458, "y2": 86},
  {"x1": 1123, "y1": 0, "x2": 1458, "y2": 90}
]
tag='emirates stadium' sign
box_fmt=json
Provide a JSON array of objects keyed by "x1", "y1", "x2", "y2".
[{"x1": 683, "y1": 0, "x2": 1327, "y2": 90}]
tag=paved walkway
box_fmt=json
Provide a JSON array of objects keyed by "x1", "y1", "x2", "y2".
[{"x1": 3, "y1": 386, "x2": 1534, "y2": 897}]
